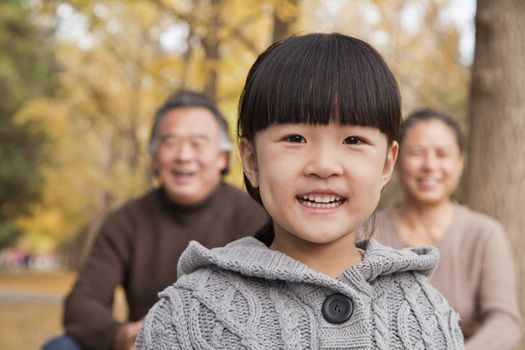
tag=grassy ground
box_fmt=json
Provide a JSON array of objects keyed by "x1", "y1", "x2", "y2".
[
  {"x1": 0, "y1": 270, "x2": 74, "y2": 349},
  {"x1": 0, "y1": 270, "x2": 127, "y2": 349}
]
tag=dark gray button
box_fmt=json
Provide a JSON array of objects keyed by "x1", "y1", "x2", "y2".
[{"x1": 322, "y1": 293, "x2": 353, "y2": 324}]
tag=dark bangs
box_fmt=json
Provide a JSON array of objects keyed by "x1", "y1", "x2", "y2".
[{"x1": 238, "y1": 33, "x2": 402, "y2": 144}]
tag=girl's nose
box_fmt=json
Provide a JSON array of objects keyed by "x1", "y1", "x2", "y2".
[{"x1": 304, "y1": 146, "x2": 344, "y2": 179}]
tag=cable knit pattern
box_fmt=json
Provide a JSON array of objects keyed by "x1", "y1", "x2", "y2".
[{"x1": 136, "y1": 237, "x2": 464, "y2": 349}]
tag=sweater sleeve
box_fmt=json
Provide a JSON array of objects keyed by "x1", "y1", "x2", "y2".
[
  {"x1": 465, "y1": 224, "x2": 523, "y2": 350},
  {"x1": 135, "y1": 287, "x2": 192, "y2": 350},
  {"x1": 64, "y1": 212, "x2": 133, "y2": 350}
]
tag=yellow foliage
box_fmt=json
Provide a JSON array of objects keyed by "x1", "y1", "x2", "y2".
[{"x1": 17, "y1": 206, "x2": 67, "y2": 253}]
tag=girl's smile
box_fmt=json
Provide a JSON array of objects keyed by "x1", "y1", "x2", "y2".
[{"x1": 297, "y1": 191, "x2": 346, "y2": 211}]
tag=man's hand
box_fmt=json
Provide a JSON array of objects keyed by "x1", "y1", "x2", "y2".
[{"x1": 112, "y1": 320, "x2": 143, "y2": 350}]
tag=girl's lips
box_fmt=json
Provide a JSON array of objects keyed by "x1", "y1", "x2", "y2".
[
  {"x1": 297, "y1": 188, "x2": 346, "y2": 199},
  {"x1": 296, "y1": 192, "x2": 347, "y2": 211},
  {"x1": 297, "y1": 193, "x2": 345, "y2": 203},
  {"x1": 297, "y1": 198, "x2": 346, "y2": 210}
]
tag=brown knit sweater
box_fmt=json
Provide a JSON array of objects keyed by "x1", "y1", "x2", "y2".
[
  {"x1": 64, "y1": 182, "x2": 268, "y2": 350},
  {"x1": 373, "y1": 204, "x2": 522, "y2": 350}
]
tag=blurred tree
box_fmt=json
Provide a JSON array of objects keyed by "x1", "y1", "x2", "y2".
[
  {"x1": 0, "y1": 0, "x2": 55, "y2": 249},
  {"x1": 271, "y1": 0, "x2": 300, "y2": 42},
  {"x1": 17, "y1": 1, "x2": 176, "y2": 256},
  {"x1": 15, "y1": 0, "x2": 289, "y2": 259},
  {"x1": 15, "y1": 0, "x2": 471, "y2": 261},
  {"x1": 464, "y1": 1, "x2": 525, "y2": 348}
]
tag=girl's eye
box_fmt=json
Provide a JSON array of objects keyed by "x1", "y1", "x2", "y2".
[
  {"x1": 284, "y1": 134, "x2": 306, "y2": 143},
  {"x1": 343, "y1": 136, "x2": 363, "y2": 145}
]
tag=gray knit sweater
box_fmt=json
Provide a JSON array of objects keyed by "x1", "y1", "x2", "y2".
[{"x1": 136, "y1": 237, "x2": 464, "y2": 349}]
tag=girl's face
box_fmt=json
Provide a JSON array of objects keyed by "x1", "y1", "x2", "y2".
[
  {"x1": 398, "y1": 120, "x2": 463, "y2": 206},
  {"x1": 241, "y1": 123, "x2": 397, "y2": 246}
]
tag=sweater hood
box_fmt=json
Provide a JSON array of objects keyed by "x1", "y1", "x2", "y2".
[{"x1": 178, "y1": 237, "x2": 439, "y2": 287}]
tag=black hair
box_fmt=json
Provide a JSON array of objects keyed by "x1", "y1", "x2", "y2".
[
  {"x1": 401, "y1": 109, "x2": 463, "y2": 152},
  {"x1": 238, "y1": 33, "x2": 402, "y2": 204},
  {"x1": 150, "y1": 90, "x2": 232, "y2": 175}
]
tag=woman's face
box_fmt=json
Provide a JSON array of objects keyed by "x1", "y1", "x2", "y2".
[
  {"x1": 398, "y1": 119, "x2": 463, "y2": 206},
  {"x1": 240, "y1": 123, "x2": 397, "y2": 246}
]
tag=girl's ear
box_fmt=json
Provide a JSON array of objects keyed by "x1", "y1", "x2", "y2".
[
  {"x1": 239, "y1": 138, "x2": 259, "y2": 188},
  {"x1": 381, "y1": 141, "x2": 399, "y2": 187}
]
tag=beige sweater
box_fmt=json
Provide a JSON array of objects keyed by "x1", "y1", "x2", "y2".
[{"x1": 373, "y1": 204, "x2": 522, "y2": 350}]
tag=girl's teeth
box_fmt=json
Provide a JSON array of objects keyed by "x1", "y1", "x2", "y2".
[
  {"x1": 302, "y1": 201, "x2": 340, "y2": 208},
  {"x1": 299, "y1": 195, "x2": 343, "y2": 206}
]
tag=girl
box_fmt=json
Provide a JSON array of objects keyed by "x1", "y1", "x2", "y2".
[
  {"x1": 373, "y1": 109, "x2": 522, "y2": 349},
  {"x1": 136, "y1": 33, "x2": 464, "y2": 349}
]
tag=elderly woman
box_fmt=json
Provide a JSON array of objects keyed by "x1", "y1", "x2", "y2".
[{"x1": 373, "y1": 109, "x2": 522, "y2": 349}]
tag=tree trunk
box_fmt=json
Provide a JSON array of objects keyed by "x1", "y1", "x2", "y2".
[
  {"x1": 465, "y1": 1, "x2": 525, "y2": 348},
  {"x1": 202, "y1": 0, "x2": 223, "y2": 100},
  {"x1": 272, "y1": 0, "x2": 299, "y2": 43}
]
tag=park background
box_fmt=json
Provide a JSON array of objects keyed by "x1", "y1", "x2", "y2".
[{"x1": 1, "y1": 0, "x2": 523, "y2": 348}]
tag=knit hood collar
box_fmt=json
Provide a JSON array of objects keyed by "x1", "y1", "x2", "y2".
[{"x1": 178, "y1": 236, "x2": 439, "y2": 287}]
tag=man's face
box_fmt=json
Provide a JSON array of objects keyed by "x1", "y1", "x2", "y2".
[{"x1": 153, "y1": 107, "x2": 228, "y2": 205}]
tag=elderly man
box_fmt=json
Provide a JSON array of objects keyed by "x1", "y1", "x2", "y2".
[{"x1": 43, "y1": 91, "x2": 268, "y2": 350}]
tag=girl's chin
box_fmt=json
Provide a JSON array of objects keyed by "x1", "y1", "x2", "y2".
[{"x1": 289, "y1": 231, "x2": 357, "y2": 245}]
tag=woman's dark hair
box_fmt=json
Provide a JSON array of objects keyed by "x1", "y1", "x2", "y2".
[
  {"x1": 238, "y1": 33, "x2": 402, "y2": 204},
  {"x1": 401, "y1": 109, "x2": 463, "y2": 152},
  {"x1": 150, "y1": 90, "x2": 232, "y2": 175}
]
